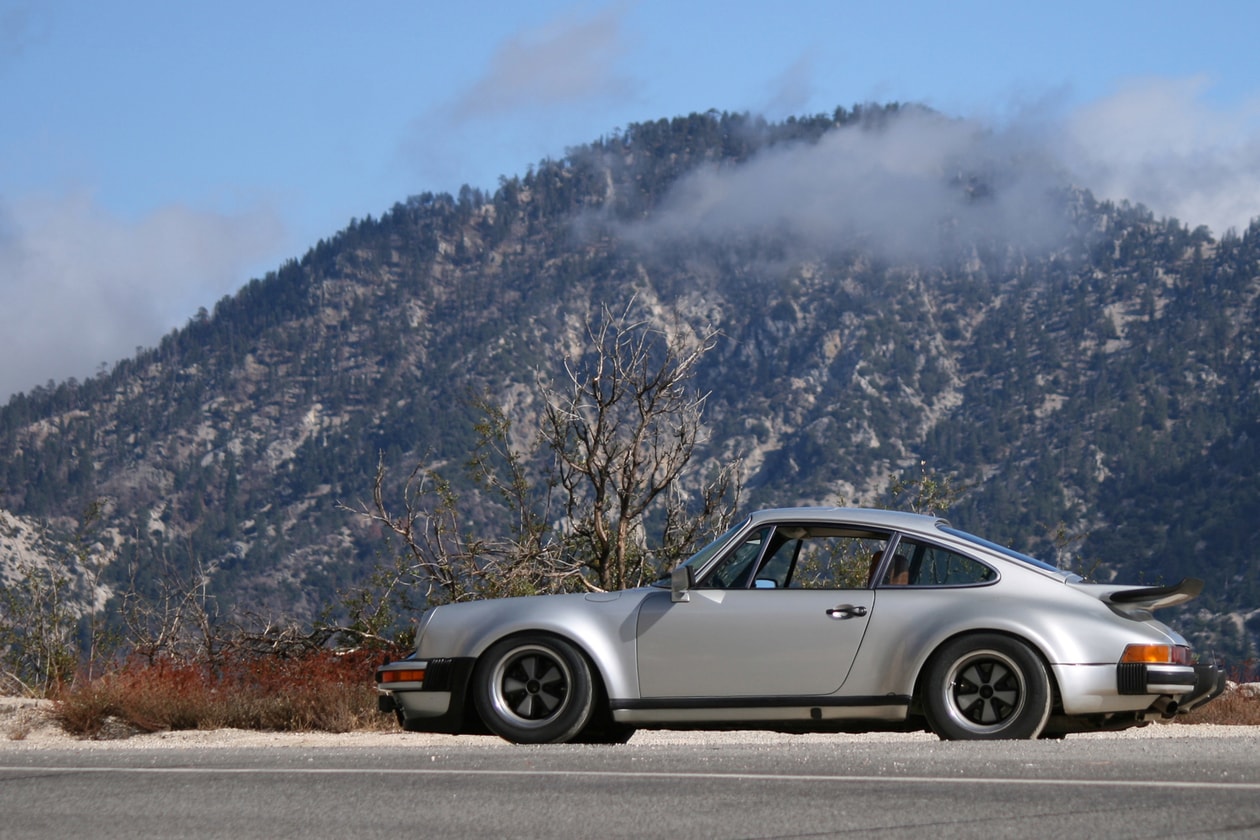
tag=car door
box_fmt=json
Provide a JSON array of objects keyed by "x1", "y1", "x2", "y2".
[{"x1": 634, "y1": 524, "x2": 886, "y2": 698}]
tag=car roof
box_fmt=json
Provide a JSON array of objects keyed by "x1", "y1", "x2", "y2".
[
  {"x1": 743, "y1": 506, "x2": 1077, "y2": 580},
  {"x1": 744, "y1": 506, "x2": 946, "y2": 533}
]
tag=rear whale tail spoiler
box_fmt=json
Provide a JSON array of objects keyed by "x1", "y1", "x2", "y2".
[{"x1": 1106, "y1": 577, "x2": 1204, "y2": 610}]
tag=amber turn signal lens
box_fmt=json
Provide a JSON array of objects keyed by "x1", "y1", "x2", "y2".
[
  {"x1": 378, "y1": 669, "x2": 425, "y2": 683},
  {"x1": 1120, "y1": 644, "x2": 1190, "y2": 664}
]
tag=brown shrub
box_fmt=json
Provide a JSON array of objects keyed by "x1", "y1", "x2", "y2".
[
  {"x1": 53, "y1": 649, "x2": 397, "y2": 737},
  {"x1": 1177, "y1": 682, "x2": 1260, "y2": 726},
  {"x1": 52, "y1": 679, "x2": 124, "y2": 737}
]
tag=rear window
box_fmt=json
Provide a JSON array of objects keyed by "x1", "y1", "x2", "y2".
[
  {"x1": 889, "y1": 537, "x2": 996, "y2": 586},
  {"x1": 937, "y1": 525, "x2": 1080, "y2": 579}
]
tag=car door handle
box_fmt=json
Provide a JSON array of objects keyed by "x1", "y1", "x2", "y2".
[{"x1": 826, "y1": 604, "x2": 868, "y2": 619}]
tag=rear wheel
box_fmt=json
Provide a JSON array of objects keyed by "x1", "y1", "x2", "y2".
[
  {"x1": 923, "y1": 634, "x2": 1051, "y2": 740},
  {"x1": 473, "y1": 634, "x2": 595, "y2": 744}
]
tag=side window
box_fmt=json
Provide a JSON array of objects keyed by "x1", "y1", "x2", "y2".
[
  {"x1": 700, "y1": 525, "x2": 891, "y2": 590},
  {"x1": 779, "y1": 528, "x2": 890, "y2": 590},
  {"x1": 886, "y1": 537, "x2": 996, "y2": 586},
  {"x1": 700, "y1": 527, "x2": 770, "y2": 589}
]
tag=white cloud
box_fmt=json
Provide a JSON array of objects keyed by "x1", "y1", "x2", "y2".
[
  {"x1": 619, "y1": 78, "x2": 1260, "y2": 263},
  {"x1": 399, "y1": 3, "x2": 640, "y2": 194},
  {"x1": 8, "y1": 73, "x2": 1257, "y2": 405},
  {"x1": 622, "y1": 107, "x2": 1070, "y2": 262},
  {"x1": 1057, "y1": 76, "x2": 1260, "y2": 235},
  {"x1": 0, "y1": 2, "x2": 38, "y2": 76},
  {"x1": 0, "y1": 189, "x2": 285, "y2": 402},
  {"x1": 758, "y1": 52, "x2": 816, "y2": 120},
  {"x1": 445, "y1": 4, "x2": 634, "y2": 123}
]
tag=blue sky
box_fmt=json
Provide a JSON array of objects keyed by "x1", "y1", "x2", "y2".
[{"x1": 3, "y1": 0, "x2": 1260, "y2": 401}]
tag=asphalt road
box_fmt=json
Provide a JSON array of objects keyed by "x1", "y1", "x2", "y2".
[{"x1": 2, "y1": 729, "x2": 1259, "y2": 839}]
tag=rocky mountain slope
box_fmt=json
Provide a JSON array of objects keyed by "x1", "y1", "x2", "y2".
[{"x1": 1, "y1": 105, "x2": 1257, "y2": 665}]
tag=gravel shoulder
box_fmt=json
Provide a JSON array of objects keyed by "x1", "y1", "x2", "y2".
[{"x1": 3, "y1": 695, "x2": 1256, "y2": 751}]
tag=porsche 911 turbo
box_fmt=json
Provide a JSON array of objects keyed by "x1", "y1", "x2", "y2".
[{"x1": 375, "y1": 507, "x2": 1225, "y2": 743}]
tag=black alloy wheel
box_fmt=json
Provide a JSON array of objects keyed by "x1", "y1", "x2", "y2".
[
  {"x1": 923, "y1": 633, "x2": 1052, "y2": 740},
  {"x1": 473, "y1": 634, "x2": 595, "y2": 744}
]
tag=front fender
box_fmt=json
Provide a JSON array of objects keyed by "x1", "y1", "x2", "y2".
[{"x1": 417, "y1": 590, "x2": 652, "y2": 700}]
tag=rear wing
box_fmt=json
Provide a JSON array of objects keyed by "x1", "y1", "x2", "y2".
[{"x1": 1104, "y1": 578, "x2": 1204, "y2": 611}]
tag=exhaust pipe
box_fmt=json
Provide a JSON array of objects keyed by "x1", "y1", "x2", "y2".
[{"x1": 1150, "y1": 696, "x2": 1179, "y2": 719}]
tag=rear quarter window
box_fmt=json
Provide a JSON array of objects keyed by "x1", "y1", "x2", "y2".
[{"x1": 890, "y1": 537, "x2": 996, "y2": 586}]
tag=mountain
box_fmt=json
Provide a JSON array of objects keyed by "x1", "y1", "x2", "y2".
[{"x1": 2, "y1": 105, "x2": 1258, "y2": 666}]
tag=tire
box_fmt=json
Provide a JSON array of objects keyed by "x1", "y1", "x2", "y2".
[
  {"x1": 473, "y1": 634, "x2": 595, "y2": 744},
  {"x1": 922, "y1": 633, "x2": 1052, "y2": 740}
]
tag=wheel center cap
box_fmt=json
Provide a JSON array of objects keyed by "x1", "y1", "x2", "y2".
[
  {"x1": 980, "y1": 685, "x2": 994, "y2": 699},
  {"x1": 526, "y1": 679, "x2": 541, "y2": 694}
]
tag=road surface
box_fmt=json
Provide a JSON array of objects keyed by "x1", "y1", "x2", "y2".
[{"x1": 2, "y1": 726, "x2": 1257, "y2": 839}]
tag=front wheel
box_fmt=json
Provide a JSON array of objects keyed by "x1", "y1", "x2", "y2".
[
  {"x1": 473, "y1": 634, "x2": 595, "y2": 744},
  {"x1": 923, "y1": 633, "x2": 1052, "y2": 740}
]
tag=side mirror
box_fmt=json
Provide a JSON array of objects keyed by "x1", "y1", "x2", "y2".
[{"x1": 671, "y1": 566, "x2": 693, "y2": 603}]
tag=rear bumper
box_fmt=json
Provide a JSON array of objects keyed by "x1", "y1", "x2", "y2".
[
  {"x1": 1116, "y1": 661, "x2": 1199, "y2": 695},
  {"x1": 1053, "y1": 660, "x2": 1227, "y2": 716},
  {"x1": 1179, "y1": 663, "x2": 1228, "y2": 712},
  {"x1": 1116, "y1": 661, "x2": 1226, "y2": 700},
  {"x1": 1115, "y1": 660, "x2": 1227, "y2": 716},
  {"x1": 375, "y1": 657, "x2": 477, "y2": 734}
]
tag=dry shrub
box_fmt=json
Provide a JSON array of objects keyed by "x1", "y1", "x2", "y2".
[
  {"x1": 1177, "y1": 682, "x2": 1260, "y2": 726},
  {"x1": 53, "y1": 648, "x2": 397, "y2": 737},
  {"x1": 52, "y1": 678, "x2": 126, "y2": 737},
  {"x1": 207, "y1": 649, "x2": 392, "y2": 732}
]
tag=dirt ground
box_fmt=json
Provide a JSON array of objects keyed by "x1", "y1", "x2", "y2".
[{"x1": 3, "y1": 694, "x2": 1258, "y2": 751}]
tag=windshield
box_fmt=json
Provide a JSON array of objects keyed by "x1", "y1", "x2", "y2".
[
  {"x1": 938, "y1": 525, "x2": 1082, "y2": 580},
  {"x1": 651, "y1": 519, "x2": 748, "y2": 585}
]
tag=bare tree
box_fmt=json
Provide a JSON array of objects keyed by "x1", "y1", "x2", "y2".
[
  {"x1": 345, "y1": 300, "x2": 741, "y2": 619},
  {"x1": 0, "y1": 503, "x2": 122, "y2": 695},
  {"x1": 119, "y1": 553, "x2": 223, "y2": 666},
  {"x1": 344, "y1": 459, "x2": 498, "y2": 606},
  {"x1": 540, "y1": 302, "x2": 740, "y2": 591}
]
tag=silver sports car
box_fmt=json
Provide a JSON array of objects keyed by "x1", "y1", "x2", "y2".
[{"x1": 375, "y1": 507, "x2": 1225, "y2": 742}]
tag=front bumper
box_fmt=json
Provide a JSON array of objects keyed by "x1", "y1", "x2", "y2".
[{"x1": 375, "y1": 657, "x2": 478, "y2": 734}]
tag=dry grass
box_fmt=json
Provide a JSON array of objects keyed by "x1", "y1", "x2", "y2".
[{"x1": 52, "y1": 649, "x2": 399, "y2": 738}]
